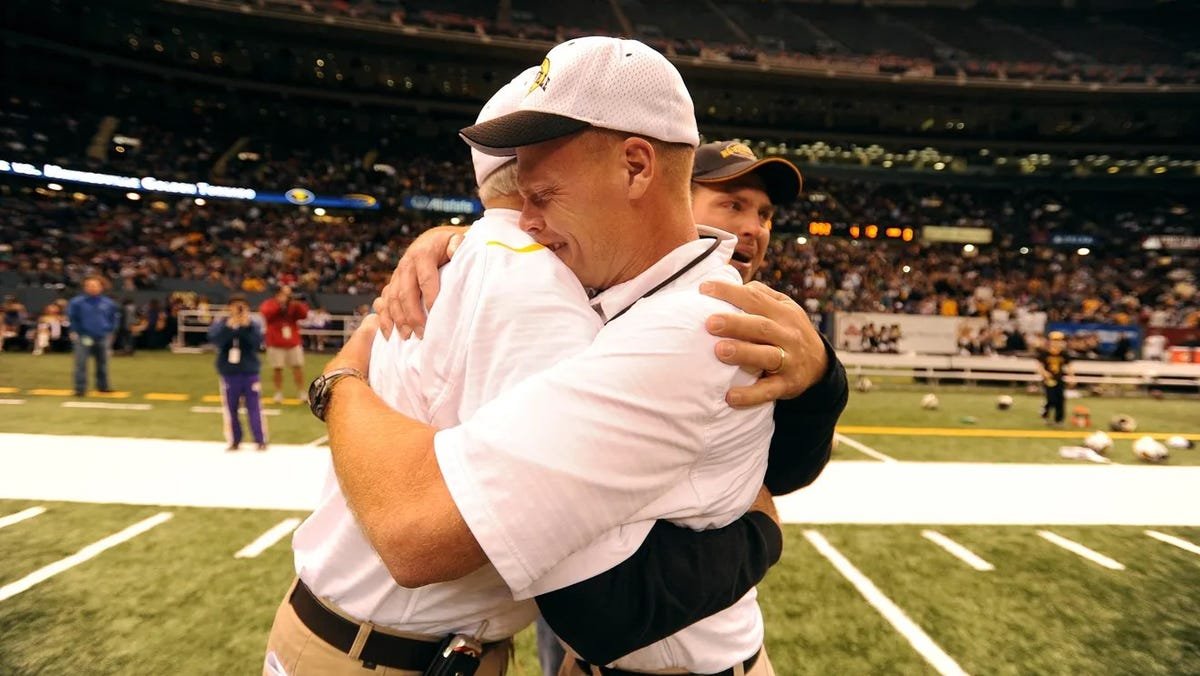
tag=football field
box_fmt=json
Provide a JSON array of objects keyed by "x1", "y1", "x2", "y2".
[{"x1": 2, "y1": 351, "x2": 1199, "y2": 675}]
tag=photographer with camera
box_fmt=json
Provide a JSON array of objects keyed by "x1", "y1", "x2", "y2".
[
  {"x1": 259, "y1": 285, "x2": 310, "y2": 404},
  {"x1": 209, "y1": 295, "x2": 268, "y2": 451}
]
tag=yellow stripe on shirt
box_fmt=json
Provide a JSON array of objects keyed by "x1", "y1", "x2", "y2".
[{"x1": 486, "y1": 240, "x2": 545, "y2": 254}]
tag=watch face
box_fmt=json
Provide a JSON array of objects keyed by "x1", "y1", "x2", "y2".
[{"x1": 308, "y1": 376, "x2": 326, "y2": 420}]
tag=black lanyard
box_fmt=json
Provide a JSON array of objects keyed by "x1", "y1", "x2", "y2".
[{"x1": 603, "y1": 237, "x2": 721, "y2": 324}]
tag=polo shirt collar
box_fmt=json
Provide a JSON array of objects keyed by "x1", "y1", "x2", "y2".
[{"x1": 591, "y1": 226, "x2": 736, "y2": 323}]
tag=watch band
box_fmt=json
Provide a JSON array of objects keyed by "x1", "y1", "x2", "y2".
[{"x1": 309, "y1": 367, "x2": 367, "y2": 422}]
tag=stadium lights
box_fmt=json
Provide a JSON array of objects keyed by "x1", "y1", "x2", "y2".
[
  {"x1": 125, "y1": 192, "x2": 140, "y2": 201},
  {"x1": 1153, "y1": 167, "x2": 1167, "y2": 174},
  {"x1": 313, "y1": 207, "x2": 327, "y2": 216},
  {"x1": 450, "y1": 217, "x2": 462, "y2": 225},
  {"x1": 963, "y1": 244, "x2": 976, "y2": 253},
  {"x1": 933, "y1": 162, "x2": 946, "y2": 171},
  {"x1": 902, "y1": 265, "x2": 911, "y2": 273},
  {"x1": 47, "y1": 183, "x2": 62, "y2": 191},
  {"x1": 796, "y1": 236, "x2": 808, "y2": 245},
  {"x1": 1019, "y1": 247, "x2": 1030, "y2": 254},
  {"x1": 1078, "y1": 248, "x2": 1091, "y2": 256},
  {"x1": 194, "y1": 198, "x2": 206, "y2": 206}
]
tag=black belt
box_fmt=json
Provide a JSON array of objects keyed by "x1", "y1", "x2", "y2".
[
  {"x1": 575, "y1": 648, "x2": 761, "y2": 676},
  {"x1": 289, "y1": 580, "x2": 500, "y2": 670}
]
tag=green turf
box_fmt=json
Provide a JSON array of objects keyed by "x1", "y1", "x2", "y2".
[
  {"x1": 2, "y1": 500, "x2": 1198, "y2": 675},
  {"x1": 842, "y1": 434, "x2": 1200, "y2": 466},
  {"x1": 840, "y1": 388, "x2": 1200, "y2": 435},
  {"x1": 0, "y1": 352, "x2": 329, "y2": 444},
  {"x1": 3, "y1": 353, "x2": 1196, "y2": 462}
]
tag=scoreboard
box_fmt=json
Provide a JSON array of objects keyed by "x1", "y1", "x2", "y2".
[{"x1": 804, "y1": 221, "x2": 916, "y2": 242}]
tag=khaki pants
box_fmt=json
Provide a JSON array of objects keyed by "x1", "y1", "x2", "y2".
[
  {"x1": 558, "y1": 647, "x2": 775, "y2": 676},
  {"x1": 264, "y1": 587, "x2": 511, "y2": 676}
]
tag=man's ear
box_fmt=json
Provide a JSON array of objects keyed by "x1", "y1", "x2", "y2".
[{"x1": 622, "y1": 137, "x2": 655, "y2": 201}]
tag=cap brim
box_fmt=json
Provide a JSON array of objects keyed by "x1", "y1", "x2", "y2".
[
  {"x1": 693, "y1": 157, "x2": 803, "y2": 206},
  {"x1": 460, "y1": 110, "x2": 591, "y2": 157}
]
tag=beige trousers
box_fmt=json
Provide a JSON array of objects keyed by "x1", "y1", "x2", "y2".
[
  {"x1": 557, "y1": 648, "x2": 775, "y2": 676},
  {"x1": 263, "y1": 587, "x2": 511, "y2": 676}
]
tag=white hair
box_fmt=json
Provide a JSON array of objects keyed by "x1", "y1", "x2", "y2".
[{"x1": 478, "y1": 161, "x2": 519, "y2": 203}]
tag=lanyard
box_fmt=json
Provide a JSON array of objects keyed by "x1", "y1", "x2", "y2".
[{"x1": 603, "y1": 237, "x2": 721, "y2": 324}]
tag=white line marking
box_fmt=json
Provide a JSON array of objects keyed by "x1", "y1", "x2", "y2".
[
  {"x1": 234, "y1": 518, "x2": 302, "y2": 558},
  {"x1": 0, "y1": 399, "x2": 26, "y2": 405},
  {"x1": 0, "y1": 512, "x2": 173, "y2": 602},
  {"x1": 834, "y1": 433, "x2": 898, "y2": 463},
  {"x1": 0, "y1": 506, "x2": 46, "y2": 530},
  {"x1": 804, "y1": 530, "x2": 969, "y2": 676},
  {"x1": 1144, "y1": 530, "x2": 1200, "y2": 557},
  {"x1": 305, "y1": 434, "x2": 329, "y2": 447},
  {"x1": 189, "y1": 406, "x2": 282, "y2": 416},
  {"x1": 1036, "y1": 530, "x2": 1125, "y2": 570},
  {"x1": 921, "y1": 530, "x2": 995, "y2": 571},
  {"x1": 60, "y1": 401, "x2": 153, "y2": 411}
]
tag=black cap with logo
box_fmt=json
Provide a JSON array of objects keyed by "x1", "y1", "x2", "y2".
[{"x1": 692, "y1": 141, "x2": 803, "y2": 206}]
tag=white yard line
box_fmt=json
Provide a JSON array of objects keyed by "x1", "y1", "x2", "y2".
[
  {"x1": 1144, "y1": 530, "x2": 1200, "y2": 557},
  {"x1": 0, "y1": 506, "x2": 46, "y2": 530},
  {"x1": 234, "y1": 518, "x2": 303, "y2": 558},
  {"x1": 189, "y1": 406, "x2": 282, "y2": 416},
  {"x1": 1036, "y1": 530, "x2": 1125, "y2": 570},
  {"x1": 60, "y1": 401, "x2": 152, "y2": 411},
  {"x1": 0, "y1": 399, "x2": 26, "y2": 405},
  {"x1": 921, "y1": 530, "x2": 995, "y2": 571},
  {"x1": 0, "y1": 512, "x2": 173, "y2": 602},
  {"x1": 305, "y1": 434, "x2": 329, "y2": 447},
  {"x1": 834, "y1": 433, "x2": 898, "y2": 463},
  {"x1": 7, "y1": 434, "x2": 1200, "y2": 521},
  {"x1": 804, "y1": 530, "x2": 969, "y2": 676}
]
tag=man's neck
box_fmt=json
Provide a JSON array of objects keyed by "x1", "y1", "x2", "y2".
[
  {"x1": 483, "y1": 194, "x2": 523, "y2": 211},
  {"x1": 604, "y1": 210, "x2": 697, "y2": 288}
]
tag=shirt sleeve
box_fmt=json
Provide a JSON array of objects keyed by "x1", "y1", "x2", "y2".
[
  {"x1": 422, "y1": 240, "x2": 601, "y2": 424},
  {"x1": 535, "y1": 511, "x2": 782, "y2": 665},
  {"x1": 764, "y1": 335, "x2": 847, "y2": 495},
  {"x1": 434, "y1": 293, "x2": 752, "y2": 594},
  {"x1": 207, "y1": 320, "x2": 233, "y2": 346}
]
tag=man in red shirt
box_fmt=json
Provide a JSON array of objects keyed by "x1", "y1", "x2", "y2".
[{"x1": 259, "y1": 286, "x2": 309, "y2": 403}]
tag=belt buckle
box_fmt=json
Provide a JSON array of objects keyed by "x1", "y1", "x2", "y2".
[{"x1": 349, "y1": 620, "x2": 375, "y2": 662}]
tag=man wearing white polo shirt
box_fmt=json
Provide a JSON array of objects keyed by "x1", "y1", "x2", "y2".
[
  {"x1": 268, "y1": 67, "x2": 794, "y2": 676},
  {"x1": 317, "y1": 37, "x2": 786, "y2": 675}
]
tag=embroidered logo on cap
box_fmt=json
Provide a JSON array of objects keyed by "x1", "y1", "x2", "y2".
[
  {"x1": 528, "y1": 58, "x2": 551, "y2": 95},
  {"x1": 719, "y1": 142, "x2": 756, "y2": 160}
]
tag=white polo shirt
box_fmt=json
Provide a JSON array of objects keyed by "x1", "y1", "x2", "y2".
[
  {"x1": 435, "y1": 226, "x2": 775, "y2": 673},
  {"x1": 290, "y1": 208, "x2": 602, "y2": 641}
]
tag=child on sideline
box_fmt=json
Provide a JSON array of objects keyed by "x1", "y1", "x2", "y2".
[{"x1": 208, "y1": 296, "x2": 268, "y2": 451}]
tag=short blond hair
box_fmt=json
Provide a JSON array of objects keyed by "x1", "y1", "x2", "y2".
[{"x1": 478, "y1": 161, "x2": 519, "y2": 202}]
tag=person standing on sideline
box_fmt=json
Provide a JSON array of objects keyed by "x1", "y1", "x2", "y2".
[
  {"x1": 1038, "y1": 330, "x2": 1072, "y2": 427},
  {"x1": 209, "y1": 296, "x2": 268, "y2": 451},
  {"x1": 259, "y1": 286, "x2": 309, "y2": 403},
  {"x1": 67, "y1": 276, "x2": 119, "y2": 396}
]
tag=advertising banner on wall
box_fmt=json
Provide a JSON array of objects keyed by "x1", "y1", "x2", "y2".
[
  {"x1": 1045, "y1": 322, "x2": 1143, "y2": 355},
  {"x1": 0, "y1": 158, "x2": 380, "y2": 209},
  {"x1": 403, "y1": 195, "x2": 482, "y2": 214},
  {"x1": 835, "y1": 312, "x2": 988, "y2": 355}
]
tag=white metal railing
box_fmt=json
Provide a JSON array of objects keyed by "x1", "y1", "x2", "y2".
[
  {"x1": 174, "y1": 307, "x2": 367, "y2": 352},
  {"x1": 839, "y1": 352, "x2": 1200, "y2": 390}
]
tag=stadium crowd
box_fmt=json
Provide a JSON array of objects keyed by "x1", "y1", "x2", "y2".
[
  {"x1": 3, "y1": 97, "x2": 1198, "y2": 355},
  {"x1": 228, "y1": 0, "x2": 1198, "y2": 85}
]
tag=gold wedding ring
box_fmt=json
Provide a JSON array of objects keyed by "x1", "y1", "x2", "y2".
[{"x1": 765, "y1": 346, "x2": 787, "y2": 375}]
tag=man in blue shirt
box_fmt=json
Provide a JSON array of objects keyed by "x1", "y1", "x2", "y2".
[
  {"x1": 66, "y1": 276, "x2": 119, "y2": 396},
  {"x1": 209, "y1": 295, "x2": 269, "y2": 451}
]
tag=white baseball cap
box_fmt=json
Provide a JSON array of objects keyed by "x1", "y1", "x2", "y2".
[
  {"x1": 461, "y1": 36, "x2": 699, "y2": 156},
  {"x1": 471, "y1": 66, "x2": 540, "y2": 188}
]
